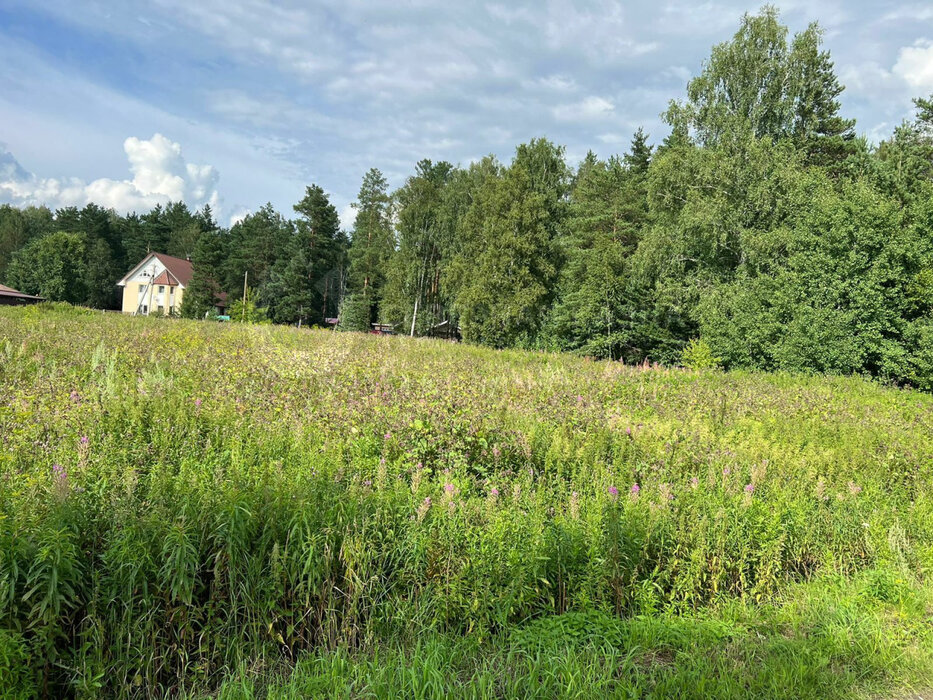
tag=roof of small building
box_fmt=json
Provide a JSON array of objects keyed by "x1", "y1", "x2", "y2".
[{"x1": 0, "y1": 284, "x2": 45, "y2": 301}]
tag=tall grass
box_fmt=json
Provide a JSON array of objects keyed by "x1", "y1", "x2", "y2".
[{"x1": 0, "y1": 304, "x2": 932, "y2": 697}]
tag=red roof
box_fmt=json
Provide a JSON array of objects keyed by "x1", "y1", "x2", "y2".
[
  {"x1": 151, "y1": 253, "x2": 194, "y2": 287},
  {"x1": 0, "y1": 284, "x2": 44, "y2": 300}
]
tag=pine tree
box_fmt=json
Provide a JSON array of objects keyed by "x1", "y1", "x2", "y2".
[{"x1": 347, "y1": 169, "x2": 394, "y2": 324}]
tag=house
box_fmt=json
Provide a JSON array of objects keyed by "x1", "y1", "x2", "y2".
[
  {"x1": 117, "y1": 253, "x2": 192, "y2": 316},
  {"x1": 0, "y1": 283, "x2": 44, "y2": 306}
]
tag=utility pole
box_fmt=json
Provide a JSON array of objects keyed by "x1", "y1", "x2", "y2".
[{"x1": 241, "y1": 270, "x2": 248, "y2": 322}]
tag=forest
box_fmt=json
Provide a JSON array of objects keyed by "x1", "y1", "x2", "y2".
[{"x1": 3, "y1": 7, "x2": 933, "y2": 388}]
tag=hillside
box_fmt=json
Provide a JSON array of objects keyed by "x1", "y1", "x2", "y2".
[{"x1": 1, "y1": 305, "x2": 932, "y2": 698}]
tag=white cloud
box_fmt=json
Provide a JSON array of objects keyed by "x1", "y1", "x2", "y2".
[
  {"x1": 339, "y1": 203, "x2": 357, "y2": 231},
  {"x1": 0, "y1": 134, "x2": 221, "y2": 214},
  {"x1": 553, "y1": 96, "x2": 615, "y2": 121},
  {"x1": 229, "y1": 206, "x2": 251, "y2": 226},
  {"x1": 893, "y1": 40, "x2": 933, "y2": 90}
]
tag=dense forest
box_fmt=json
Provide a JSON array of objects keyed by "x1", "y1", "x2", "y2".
[{"x1": 3, "y1": 7, "x2": 933, "y2": 388}]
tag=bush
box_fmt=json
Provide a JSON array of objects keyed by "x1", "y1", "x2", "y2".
[{"x1": 680, "y1": 337, "x2": 721, "y2": 370}]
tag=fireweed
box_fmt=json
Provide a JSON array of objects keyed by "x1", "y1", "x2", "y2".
[{"x1": 0, "y1": 305, "x2": 932, "y2": 697}]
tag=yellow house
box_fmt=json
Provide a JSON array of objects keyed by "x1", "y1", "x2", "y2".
[{"x1": 116, "y1": 252, "x2": 193, "y2": 316}]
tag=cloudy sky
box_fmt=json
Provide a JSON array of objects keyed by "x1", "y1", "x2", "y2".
[{"x1": 1, "y1": 1, "x2": 931, "y2": 227}]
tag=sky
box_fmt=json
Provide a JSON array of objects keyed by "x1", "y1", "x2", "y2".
[{"x1": 0, "y1": 1, "x2": 931, "y2": 229}]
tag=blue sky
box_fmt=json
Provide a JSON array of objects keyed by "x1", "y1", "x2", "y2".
[{"x1": 1, "y1": 1, "x2": 931, "y2": 228}]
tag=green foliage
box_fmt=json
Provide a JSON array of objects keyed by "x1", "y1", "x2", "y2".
[
  {"x1": 338, "y1": 291, "x2": 372, "y2": 331},
  {"x1": 6, "y1": 230, "x2": 88, "y2": 303},
  {"x1": 228, "y1": 287, "x2": 270, "y2": 324},
  {"x1": 680, "y1": 338, "x2": 721, "y2": 370},
  {"x1": 1, "y1": 307, "x2": 933, "y2": 696},
  {"x1": 447, "y1": 139, "x2": 568, "y2": 347},
  {"x1": 347, "y1": 168, "x2": 394, "y2": 324}
]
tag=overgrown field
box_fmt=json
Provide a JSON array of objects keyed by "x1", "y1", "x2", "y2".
[{"x1": 1, "y1": 305, "x2": 933, "y2": 698}]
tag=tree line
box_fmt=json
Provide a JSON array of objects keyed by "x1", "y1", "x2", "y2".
[{"x1": 3, "y1": 7, "x2": 933, "y2": 388}]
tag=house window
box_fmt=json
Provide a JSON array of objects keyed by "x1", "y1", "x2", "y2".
[
  {"x1": 157, "y1": 305, "x2": 164, "y2": 314},
  {"x1": 158, "y1": 285, "x2": 165, "y2": 293},
  {"x1": 141, "y1": 305, "x2": 148, "y2": 314},
  {"x1": 139, "y1": 283, "x2": 147, "y2": 293}
]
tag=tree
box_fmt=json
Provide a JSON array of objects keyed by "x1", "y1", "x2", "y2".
[
  {"x1": 547, "y1": 133, "x2": 653, "y2": 360},
  {"x1": 222, "y1": 204, "x2": 294, "y2": 296},
  {"x1": 6, "y1": 231, "x2": 88, "y2": 303},
  {"x1": 180, "y1": 229, "x2": 226, "y2": 319},
  {"x1": 670, "y1": 5, "x2": 855, "y2": 165},
  {"x1": 347, "y1": 169, "x2": 394, "y2": 324},
  {"x1": 381, "y1": 160, "x2": 454, "y2": 334},
  {"x1": 447, "y1": 139, "x2": 568, "y2": 347},
  {"x1": 228, "y1": 286, "x2": 270, "y2": 324}
]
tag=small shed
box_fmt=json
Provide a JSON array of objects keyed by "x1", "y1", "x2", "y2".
[
  {"x1": 0, "y1": 284, "x2": 45, "y2": 306},
  {"x1": 430, "y1": 319, "x2": 461, "y2": 341}
]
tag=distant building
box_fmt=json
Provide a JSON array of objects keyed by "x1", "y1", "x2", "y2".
[
  {"x1": 0, "y1": 283, "x2": 44, "y2": 306},
  {"x1": 116, "y1": 252, "x2": 227, "y2": 317},
  {"x1": 117, "y1": 253, "x2": 192, "y2": 316}
]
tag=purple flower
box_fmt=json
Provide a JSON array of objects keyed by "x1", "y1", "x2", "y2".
[
  {"x1": 52, "y1": 463, "x2": 66, "y2": 479},
  {"x1": 489, "y1": 487, "x2": 500, "y2": 497},
  {"x1": 744, "y1": 483, "x2": 754, "y2": 494},
  {"x1": 630, "y1": 483, "x2": 640, "y2": 495},
  {"x1": 194, "y1": 398, "x2": 202, "y2": 407},
  {"x1": 625, "y1": 427, "x2": 632, "y2": 437},
  {"x1": 722, "y1": 467, "x2": 731, "y2": 477},
  {"x1": 492, "y1": 446, "x2": 501, "y2": 459},
  {"x1": 79, "y1": 435, "x2": 89, "y2": 445},
  {"x1": 384, "y1": 432, "x2": 392, "y2": 440},
  {"x1": 69, "y1": 390, "x2": 80, "y2": 403},
  {"x1": 608, "y1": 485, "x2": 619, "y2": 498},
  {"x1": 444, "y1": 483, "x2": 455, "y2": 494},
  {"x1": 690, "y1": 477, "x2": 699, "y2": 488},
  {"x1": 363, "y1": 479, "x2": 372, "y2": 487}
]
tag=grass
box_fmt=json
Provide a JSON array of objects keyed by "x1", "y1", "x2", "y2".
[{"x1": 1, "y1": 303, "x2": 932, "y2": 698}]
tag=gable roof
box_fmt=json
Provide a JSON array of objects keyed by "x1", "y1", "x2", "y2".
[
  {"x1": 117, "y1": 253, "x2": 194, "y2": 288},
  {"x1": 0, "y1": 284, "x2": 45, "y2": 301}
]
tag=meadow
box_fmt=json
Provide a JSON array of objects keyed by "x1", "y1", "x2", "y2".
[{"x1": 1, "y1": 304, "x2": 932, "y2": 698}]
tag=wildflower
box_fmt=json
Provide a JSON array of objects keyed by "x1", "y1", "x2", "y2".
[
  {"x1": 444, "y1": 482, "x2": 456, "y2": 497},
  {"x1": 744, "y1": 483, "x2": 754, "y2": 494},
  {"x1": 625, "y1": 427, "x2": 632, "y2": 437},
  {"x1": 690, "y1": 477, "x2": 699, "y2": 489},
  {"x1": 79, "y1": 435, "x2": 89, "y2": 445},
  {"x1": 489, "y1": 487, "x2": 500, "y2": 497},
  {"x1": 630, "y1": 483, "x2": 640, "y2": 496},
  {"x1": 848, "y1": 481, "x2": 862, "y2": 495},
  {"x1": 815, "y1": 478, "x2": 827, "y2": 501},
  {"x1": 52, "y1": 463, "x2": 69, "y2": 500},
  {"x1": 608, "y1": 485, "x2": 619, "y2": 499},
  {"x1": 69, "y1": 390, "x2": 81, "y2": 403},
  {"x1": 492, "y1": 446, "x2": 501, "y2": 459},
  {"x1": 363, "y1": 479, "x2": 372, "y2": 487},
  {"x1": 194, "y1": 398, "x2": 202, "y2": 408},
  {"x1": 660, "y1": 483, "x2": 674, "y2": 501},
  {"x1": 722, "y1": 467, "x2": 731, "y2": 477},
  {"x1": 384, "y1": 432, "x2": 392, "y2": 440},
  {"x1": 416, "y1": 496, "x2": 432, "y2": 521}
]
